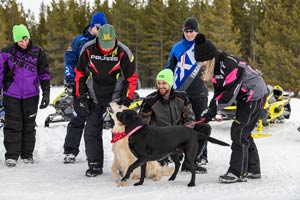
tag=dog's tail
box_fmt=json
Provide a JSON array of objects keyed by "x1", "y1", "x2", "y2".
[
  {"x1": 198, "y1": 133, "x2": 230, "y2": 146},
  {"x1": 207, "y1": 137, "x2": 230, "y2": 146}
]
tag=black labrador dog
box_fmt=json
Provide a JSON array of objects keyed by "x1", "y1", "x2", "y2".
[{"x1": 116, "y1": 109, "x2": 230, "y2": 187}]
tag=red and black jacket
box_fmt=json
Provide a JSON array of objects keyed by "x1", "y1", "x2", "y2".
[{"x1": 75, "y1": 39, "x2": 138, "y2": 106}]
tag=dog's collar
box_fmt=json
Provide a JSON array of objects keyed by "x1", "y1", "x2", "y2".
[
  {"x1": 126, "y1": 125, "x2": 143, "y2": 137},
  {"x1": 111, "y1": 132, "x2": 127, "y2": 143}
]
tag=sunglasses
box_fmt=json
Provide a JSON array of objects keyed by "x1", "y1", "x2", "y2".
[{"x1": 183, "y1": 29, "x2": 195, "y2": 33}]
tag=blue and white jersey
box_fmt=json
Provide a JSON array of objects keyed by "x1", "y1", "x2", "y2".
[
  {"x1": 166, "y1": 39, "x2": 197, "y2": 89},
  {"x1": 166, "y1": 38, "x2": 208, "y2": 97}
]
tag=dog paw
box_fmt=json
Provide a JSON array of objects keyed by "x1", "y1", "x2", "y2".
[
  {"x1": 117, "y1": 181, "x2": 129, "y2": 187},
  {"x1": 114, "y1": 178, "x2": 120, "y2": 184},
  {"x1": 151, "y1": 176, "x2": 161, "y2": 181},
  {"x1": 133, "y1": 181, "x2": 143, "y2": 186},
  {"x1": 187, "y1": 182, "x2": 195, "y2": 187}
]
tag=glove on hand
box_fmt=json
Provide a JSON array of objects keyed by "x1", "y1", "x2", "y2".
[
  {"x1": 114, "y1": 97, "x2": 132, "y2": 108},
  {"x1": 65, "y1": 83, "x2": 75, "y2": 96},
  {"x1": 40, "y1": 92, "x2": 50, "y2": 109},
  {"x1": 78, "y1": 94, "x2": 93, "y2": 115},
  {"x1": 200, "y1": 108, "x2": 216, "y2": 123}
]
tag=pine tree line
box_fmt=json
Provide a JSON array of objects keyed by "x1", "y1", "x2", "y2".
[{"x1": 0, "y1": 0, "x2": 299, "y2": 93}]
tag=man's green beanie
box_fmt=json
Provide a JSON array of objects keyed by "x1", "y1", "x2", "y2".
[
  {"x1": 156, "y1": 69, "x2": 174, "y2": 87},
  {"x1": 13, "y1": 24, "x2": 30, "y2": 43}
]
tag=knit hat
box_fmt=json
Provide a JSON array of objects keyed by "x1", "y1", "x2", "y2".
[
  {"x1": 98, "y1": 24, "x2": 116, "y2": 49},
  {"x1": 90, "y1": 12, "x2": 107, "y2": 28},
  {"x1": 194, "y1": 33, "x2": 217, "y2": 62},
  {"x1": 183, "y1": 17, "x2": 198, "y2": 32},
  {"x1": 13, "y1": 24, "x2": 30, "y2": 43},
  {"x1": 156, "y1": 69, "x2": 174, "y2": 87}
]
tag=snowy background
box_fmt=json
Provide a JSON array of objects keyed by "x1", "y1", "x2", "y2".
[{"x1": 0, "y1": 87, "x2": 300, "y2": 200}]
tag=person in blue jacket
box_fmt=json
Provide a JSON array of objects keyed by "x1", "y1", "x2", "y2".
[
  {"x1": 166, "y1": 17, "x2": 209, "y2": 167},
  {"x1": 63, "y1": 12, "x2": 107, "y2": 163}
]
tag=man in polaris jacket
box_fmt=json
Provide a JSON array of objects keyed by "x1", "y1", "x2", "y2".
[
  {"x1": 63, "y1": 12, "x2": 107, "y2": 164},
  {"x1": 75, "y1": 24, "x2": 138, "y2": 177},
  {"x1": 0, "y1": 24, "x2": 50, "y2": 167}
]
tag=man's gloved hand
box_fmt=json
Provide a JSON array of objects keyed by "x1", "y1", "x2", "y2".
[
  {"x1": 78, "y1": 93, "x2": 93, "y2": 115},
  {"x1": 113, "y1": 97, "x2": 132, "y2": 108},
  {"x1": 39, "y1": 92, "x2": 50, "y2": 109},
  {"x1": 200, "y1": 108, "x2": 216, "y2": 123},
  {"x1": 65, "y1": 83, "x2": 75, "y2": 96}
]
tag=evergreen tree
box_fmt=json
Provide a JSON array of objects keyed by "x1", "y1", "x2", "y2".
[
  {"x1": 0, "y1": 2, "x2": 9, "y2": 49},
  {"x1": 205, "y1": 0, "x2": 241, "y2": 56},
  {"x1": 45, "y1": 0, "x2": 77, "y2": 85},
  {"x1": 138, "y1": 0, "x2": 165, "y2": 87},
  {"x1": 255, "y1": 0, "x2": 300, "y2": 93},
  {"x1": 230, "y1": 0, "x2": 264, "y2": 61}
]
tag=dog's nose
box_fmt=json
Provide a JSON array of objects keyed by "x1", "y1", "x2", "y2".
[{"x1": 116, "y1": 112, "x2": 122, "y2": 120}]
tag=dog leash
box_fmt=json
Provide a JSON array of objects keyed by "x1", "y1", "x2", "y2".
[
  {"x1": 126, "y1": 125, "x2": 143, "y2": 137},
  {"x1": 185, "y1": 118, "x2": 206, "y2": 127},
  {"x1": 185, "y1": 113, "x2": 224, "y2": 127}
]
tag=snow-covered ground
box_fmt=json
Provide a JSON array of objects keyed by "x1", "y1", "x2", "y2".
[{"x1": 0, "y1": 87, "x2": 300, "y2": 200}]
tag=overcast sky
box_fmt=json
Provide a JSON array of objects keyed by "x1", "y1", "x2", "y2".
[
  {"x1": 18, "y1": 0, "x2": 101, "y2": 20},
  {"x1": 18, "y1": 0, "x2": 52, "y2": 19}
]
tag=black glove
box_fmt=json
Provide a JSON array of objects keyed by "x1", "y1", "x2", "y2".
[
  {"x1": 39, "y1": 92, "x2": 50, "y2": 109},
  {"x1": 65, "y1": 83, "x2": 75, "y2": 96},
  {"x1": 78, "y1": 94, "x2": 93, "y2": 115},
  {"x1": 114, "y1": 97, "x2": 132, "y2": 108},
  {"x1": 200, "y1": 108, "x2": 216, "y2": 123}
]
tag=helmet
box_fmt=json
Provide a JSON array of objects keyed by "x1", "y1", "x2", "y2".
[{"x1": 273, "y1": 85, "x2": 283, "y2": 100}]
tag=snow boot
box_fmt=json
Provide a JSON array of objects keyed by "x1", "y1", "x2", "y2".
[
  {"x1": 219, "y1": 172, "x2": 247, "y2": 183},
  {"x1": 64, "y1": 154, "x2": 76, "y2": 164},
  {"x1": 6, "y1": 159, "x2": 17, "y2": 167},
  {"x1": 247, "y1": 172, "x2": 261, "y2": 179},
  {"x1": 85, "y1": 167, "x2": 103, "y2": 177},
  {"x1": 181, "y1": 163, "x2": 207, "y2": 174},
  {"x1": 23, "y1": 158, "x2": 34, "y2": 164}
]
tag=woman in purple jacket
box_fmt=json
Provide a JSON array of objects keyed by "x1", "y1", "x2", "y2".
[
  {"x1": 194, "y1": 33, "x2": 269, "y2": 183},
  {"x1": 0, "y1": 24, "x2": 50, "y2": 167}
]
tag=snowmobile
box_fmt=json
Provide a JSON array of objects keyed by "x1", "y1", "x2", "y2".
[
  {"x1": 44, "y1": 89, "x2": 74, "y2": 127},
  {"x1": 44, "y1": 88, "x2": 144, "y2": 128},
  {"x1": 219, "y1": 85, "x2": 292, "y2": 137}
]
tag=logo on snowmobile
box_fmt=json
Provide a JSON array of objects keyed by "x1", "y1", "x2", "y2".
[{"x1": 91, "y1": 55, "x2": 118, "y2": 61}]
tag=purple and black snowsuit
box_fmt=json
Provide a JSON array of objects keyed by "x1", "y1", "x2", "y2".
[
  {"x1": 0, "y1": 42, "x2": 50, "y2": 161},
  {"x1": 209, "y1": 52, "x2": 269, "y2": 178}
]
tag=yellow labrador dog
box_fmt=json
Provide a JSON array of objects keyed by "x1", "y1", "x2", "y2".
[{"x1": 109, "y1": 102, "x2": 174, "y2": 186}]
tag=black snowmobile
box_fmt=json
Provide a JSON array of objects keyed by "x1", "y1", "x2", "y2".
[{"x1": 44, "y1": 89, "x2": 74, "y2": 127}]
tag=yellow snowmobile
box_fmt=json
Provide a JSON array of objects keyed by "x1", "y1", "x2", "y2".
[{"x1": 220, "y1": 85, "x2": 291, "y2": 137}]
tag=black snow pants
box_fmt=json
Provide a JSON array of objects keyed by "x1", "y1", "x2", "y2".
[
  {"x1": 84, "y1": 103, "x2": 106, "y2": 169},
  {"x1": 3, "y1": 95, "x2": 39, "y2": 160},
  {"x1": 63, "y1": 97, "x2": 87, "y2": 156},
  {"x1": 228, "y1": 96, "x2": 267, "y2": 177},
  {"x1": 189, "y1": 95, "x2": 209, "y2": 161}
]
